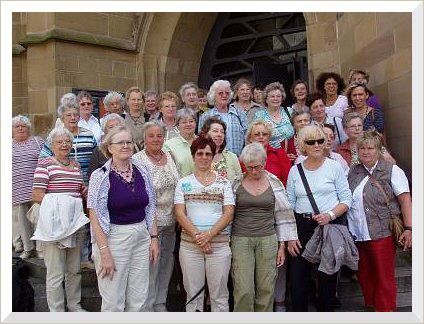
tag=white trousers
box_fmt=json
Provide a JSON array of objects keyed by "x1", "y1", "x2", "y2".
[
  {"x1": 12, "y1": 203, "x2": 35, "y2": 251},
  {"x1": 145, "y1": 225, "x2": 176, "y2": 311},
  {"x1": 179, "y1": 241, "x2": 231, "y2": 312},
  {"x1": 43, "y1": 239, "x2": 82, "y2": 312},
  {"x1": 92, "y1": 221, "x2": 151, "y2": 312}
]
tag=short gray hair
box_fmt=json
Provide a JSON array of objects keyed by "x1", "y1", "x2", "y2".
[
  {"x1": 46, "y1": 127, "x2": 74, "y2": 146},
  {"x1": 179, "y1": 82, "x2": 198, "y2": 99},
  {"x1": 207, "y1": 80, "x2": 233, "y2": 106},
  {"x1": 176, "y1": 108, "x2": 197, "y2": 125},
  {"x1": 263, "y1": 82, "x2": 286, "y2": 105},
  {"x1": 12, "y1": 115, "x2": 31, "y2": 128},
  {"x1": 342, "y1": 111, "x2": 363, "y2": 129},
  {"x1": 58, "y1": 93, "x2": 79, "y2": 117},
  {"x1": 103, "y1": 91, "x2": 125, "y2": 110},
  {"x1": 100, "y1": 113, "x2": 125, "y2": 131},
  {"x1": 100, "y1": 126, "x2": 132, "y2": 159},
  {"x1": 143, "y1": 120, "x2": 166, "y2": 141},
  {"x1": 57, "y1": 103, "x2": 79, "y2": 118},
  {"x1": 239, "y1": 142, "x2": 267, "y2": 165}
]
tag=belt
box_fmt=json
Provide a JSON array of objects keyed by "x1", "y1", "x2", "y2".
[{"x1": 294, "y1": 212, "x2": 314, "y2": 219}]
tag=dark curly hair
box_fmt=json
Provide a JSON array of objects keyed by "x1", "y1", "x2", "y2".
[
  {"x1": 190, "y1": 135, "x2": 217, "y2": 157},
  {"x1": 199, "y1": 117, "x2": 227, "y2": 153},
  {"x1": 315, "y1": 72, "x2": 346, "y2": 97},
  {"x1": 305, "y1": 92, "x2": 324, "y2": 108}
]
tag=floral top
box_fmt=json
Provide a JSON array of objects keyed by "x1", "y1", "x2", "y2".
[
  {"x1": 253, "y1": 107, "x2": 295, "y2": 149},
  {"x1": 211, "y1": 149, "x2": 242, "y2": 182},
  {"x1": 133, "y1": 150, "x2": 180, "y2": 227}
]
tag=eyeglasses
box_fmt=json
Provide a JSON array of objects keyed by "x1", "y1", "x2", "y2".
[
  {"x1": 195, "y1": 152, "x2": 213, "y2": 157},
  {"x1": 304, "y1": 138, "x2": 325, "y2": 145},
  {"x1": 54, "y1": 140, "x2": 72, "y2": 146},
  {"x1": 110, "y1": 140, "x2": 134, "y2": 147},
  {"x1": 80, "y1": 102, "x2": 92, "y2": 106},
  {"x1": 253, "y1": 132, "x2": 270, "y2": 137},
  {"x1": 245, "y1": 164, "x2": 264, "y2": 171},
  {"x1": 348, "y1": 124, "x2": 363, "y2": 130},
  {"x1": 217, "y1": 91, "x2": 230, "y2": 96}
]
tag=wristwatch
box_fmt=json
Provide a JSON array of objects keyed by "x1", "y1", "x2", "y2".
[
  {"x1": 404, "y1": 226, "x2": 412, "y2": 231},
  {"x1": 327, "y1": 210, "x2": 336, "y2": 221}
]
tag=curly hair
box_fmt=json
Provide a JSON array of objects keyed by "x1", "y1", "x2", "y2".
[
  {"x1": 263, "y1": 82, "x2": 286, "y2": 106},
  {"x1": 315, "y1": 72, "x2": 346, "y2": 96},
  {"x1": 190, "y1": 135, "x2": 217, "y2": 157},
  {"x1": 158, "y1": 91, "x2": 180, "y2": 109}
]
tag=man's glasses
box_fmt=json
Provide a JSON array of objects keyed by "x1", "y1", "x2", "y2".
[{"x1": 304, "y1": 138, "x2": 325, "y2": 146}]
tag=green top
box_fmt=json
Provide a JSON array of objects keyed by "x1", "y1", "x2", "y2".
[
  {"x1": 163, "y1": 135, "x2": 195, "y2": 178},
  {"x1": 212, "y1": 149, "x2": 242, "y2": 183}
]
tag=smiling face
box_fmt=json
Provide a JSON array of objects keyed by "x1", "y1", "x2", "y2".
[
  {"x1": 358, "y1": 142, "x2": 380, "y2": 168},
  {"x1": 127, "y1": 91, "x2": 143, "y2": 115},
  {"x1": 107, "y1": 131, "x2": 134, "y2": 162},
  {"x1": 177, "y1": 116, "x2": 197, "y2": 139},
  {"x1": 207, "y1": 123, "x2": 225, "y2": 150},
  {"x1": 310, "y1": 99, "x2": 326, "y2": 121},
  {"x1": 145, "y1": 95, "x2": 158, "y2": 114},
  {"x1": 253, "y1": 88, "x2": 263, "y2": 104},
  {"x1": 237, "y1": 83, "x2": 252, "y2": 102},
  {"x1": 350, "y1": 86, "x2": 369, "y2": 109},
  {"x1": 193, "y1": 145, "x2": 214, "y2": 172},
  {"x1": 214, "y1": 86, "x2": 231, "y2": 107},
  {"x1": 345, "y1": 117, "x2": 364, "y2": 141},
  {"x1": 79, "y1": 97, "x2": 93, "y2": 119},
  {"x1": 293, "y1": 113, "x2": 311, "y2": 132},
  {"x1": 107, "y1": 98, "x2": 123, "y2": 114},
  {"x1": 182, "y1": 87, "x2": 199, "y2": 109},
  {"x1": 324, "y1": 77, "x2": 338, "y2": 96},
  {"x1": 266, "y1": 89, "x2": 283, "y2": 109},
  {"x1": 51, "y1": 134, "x2": 73, "y2": 160},
  {"x1": 160, "y1": 99, "x2": 177, "y2": 120},
  {"x1": 12, "y1": 123, "x2": 30, "y2": 142},
  {"x1": 144, "y1": 125, "x2": 164, "y2": 153},
  {"x1": 303, "y1": 136, "x2": 326, "y2": 159},
  {"x1": 61, "y1": 107, "x2": 80, "y2": 133},
  {"x1": 294, "y1": 83, "x2": 308, "y2": 102},
  {"x1": 249, "y1": 124, "x2": 270, "y2": 147},
  {"x1": 351, "y1": 72, "x2": 366, "y2": 84}
]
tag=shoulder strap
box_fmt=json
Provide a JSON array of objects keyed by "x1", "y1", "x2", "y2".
[
  {"x1": 283, "y1": 107, "x2": 293, "y2": 125},
  {"x1": 366, "y1": 170, "x2": 390, "y2": 208},
  {"x1": 333, "y1": 117, "x2": 342, "y2": 145},
  {"x1": 296, "y1": 163, "x2": 320, "y2": 215}
]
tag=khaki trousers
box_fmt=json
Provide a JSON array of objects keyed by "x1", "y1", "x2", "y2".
[
  {"x1": 92, "y1": 221, "x2": 151, "y2": 312},
  {"x1": 12, "y1": 203, "x2": 35, "y2": 251},
  {"x1": 179, "y1": 240, "x2": 231, "y2": 312}
]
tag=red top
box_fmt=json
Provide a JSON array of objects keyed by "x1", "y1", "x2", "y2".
[
  {"x1": 336, "y1": 140, "x2": 352, "y2": 165},
  {"x1": 241, "y1": 145, "x2": 292, "y2": 186}
]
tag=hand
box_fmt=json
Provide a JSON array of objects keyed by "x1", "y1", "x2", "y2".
[
  {"x1": 150, "y1": 239, "x2": 160, "y2": 265},
  {"x1": 287, "y1": 240, "x2": 302, "y2": 257},
  {"x1": 195, "y1": 231, "x2": 212, "y2": 248},
  {"x1": 276, "y1": 244, "x2": 286, "y2": 267},
  {"x1": 81, "y1": 186, "x2": 88, "y2": 199},
  {"x1": 398, "y1": 230, "x2": 412, "y2": 250},
  {"x1": 312, "y1": 213, "x2": 331, "y2": 226},
  {"x1": 287, "y1": 153, "x2": 297, "y2": 162},
  {"x1": 201, "y1": 242, "x2": 212, "y2": 254},
  {"x1": 99, "y1": 248, "x2": 116, "y2": 280}
]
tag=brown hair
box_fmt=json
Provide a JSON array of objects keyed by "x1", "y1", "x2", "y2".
[
  {"x1": 199, "y1": 116, "x2": 227, "y2": 153},
  {"x1": 125, "y1": 86, "x2": 145, "y2": 103},
  {"x1": 233, "y1": 77, "x2": 253, "y2": 101},
  {"x1": 315, "y1": 72, "x2": 346, "y2": 96},
  {"x1": 190, "y1": 135, "x2": 217, "y2": 157}
]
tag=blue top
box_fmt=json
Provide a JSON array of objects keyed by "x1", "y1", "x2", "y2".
[
  {"x1": 363, "y1": 107, "x2": 384, "y2": 133},
  {"x1": 286, "y1": 158, "x2": 352, "y2": 214},
  {"x1": 108, "y1": 168, "x2": 148, "y2": 225}
]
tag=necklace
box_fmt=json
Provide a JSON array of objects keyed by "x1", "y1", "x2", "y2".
[
  {"x1": 129, "y1": 114, "x2": 144, "y2": 126},
  {"x1": 195, "y1": 171, "x2": 214, "y2": 184},
  {"x1": 56, "y1": 158, "x2": 71, "y2": 167},
  {"x1": 112, "y1": 163, "x2": 132, "y2": 178},
  {"x1": 146, "y1": 150, "x2": 164, "y2": 164}
]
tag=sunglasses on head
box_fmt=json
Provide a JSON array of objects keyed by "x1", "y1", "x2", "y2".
[{"x1": 304, "y1": 138, "x2": 325, "y2": 145}]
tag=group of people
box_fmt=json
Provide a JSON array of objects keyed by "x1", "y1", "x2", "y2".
[{"x1": 11, "y1": 68, "x2": 412, "y2": 313}]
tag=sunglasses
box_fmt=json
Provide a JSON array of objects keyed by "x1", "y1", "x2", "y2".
[{"x1": 304, "y1": 138, "x2": 325, "y2": 145}]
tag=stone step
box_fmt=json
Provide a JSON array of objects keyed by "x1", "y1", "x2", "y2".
[
  {"x1": 396, "y1": 249, "x2": 412, "y2": 267},
  {"x1": 338, "y1": 291, "x2": 412, "y2": 312}
]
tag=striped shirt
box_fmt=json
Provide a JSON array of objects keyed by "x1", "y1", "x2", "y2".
[
  {"x1": 33, "y1": 157, "x2": 84, "y2": 198},
  {"x1": 39, "y1": 127, "x2": 96, "y2": 184},
  {"x1": 12, "y1": 136, "x2": 45, "y2": 205}
]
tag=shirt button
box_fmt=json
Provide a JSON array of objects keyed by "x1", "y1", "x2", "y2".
[{"x1": 365, "y1": 208, "x2": 370, "y2": 211}]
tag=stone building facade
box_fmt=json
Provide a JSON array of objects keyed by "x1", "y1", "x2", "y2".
[{"x1": 12, "y1": 12, "x2": 412, "y2": 174}]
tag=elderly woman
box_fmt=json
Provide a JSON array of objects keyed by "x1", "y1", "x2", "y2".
[
  {"x1": 174, "y1": 136, "x2": 235, "y2": 312},
  {"x1": 12, "y1": 115, "x2": 45, "y2": 258},
  {"x1": 133, "y1": 121, "x2": 179, "y2": 312},
  {"x1": 32, "y1": 127, "x2": 89, "y2": 312},
  {"x1": 245, "y1": 120, "x2": 292, "y2": 186},
  {"x1": 87, "y1": 126, "x2": 159, "y2": 311},
  {"x1": 253, "y1": 82, "x2": 295, "y2": 149},
  {"x1": 290, "y1": 79, "x2": 309, "y2": 113},
  {"x1": 197, "y1": 88, "x2": 210, "y2": 115},
  {"x1": 231, "y1": 143, "x2": 298, "y2": 312},
  {"x1": 315, "y1": 72, "x2": 348, "y2": 119},
  {"x1": 285, "y1": 109, "x2": 312, "y2": 162},
  {"x1": 88, "y1": 113, "x2": 125, "y2": 179},
  {"x1": 232, "y1": 78, "x2": 262, "y2": 124},
  {"x1": 124, "y1": 86, "x2": 145, "y2": 151},
  {"x1": 345, "y1": 82, "x2": 385, "y2": 133},
  {"x1": 348, "y1": 130, "x2": 412, "y2": 312},
  {"x1": 144, "y1": 90, "x2": 160, "y2": 121},
  {"x1": 253, "y1": 84, "x2": 265, "y2": 106},
  {"x1": 347, "y1": 69, "x2": 382, "y2": 110},
  {"x1": 102, "y1": 91, "x2": 126, "y2": 120},
  {"x1": 198, "y1": 80, "x2": 248, "y2": 156},
  {"x1": 286, "y1": 125, "x2": 352, "y2": 312},
  {"x1": 163, "y1": 108, "x2": 198, "y2": 177},
  {"x1": 200, "y1": 117, "x2": 241, "y2": 182},
  {"x1": 179, "y1": 82, "x2": 199, "y2": 111},
  {"x1": 158, "y1": 91, "x2": 180, "y2": 141},
  {"x1": 77, "y1": 91, "x2": 102, "y2": 145}
]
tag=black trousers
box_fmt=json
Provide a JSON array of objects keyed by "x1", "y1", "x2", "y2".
[{"x1": 288, "y1": 214, "x2": 339, "y2": 312}]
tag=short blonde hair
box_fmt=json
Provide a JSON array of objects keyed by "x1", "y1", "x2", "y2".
[
  {"x1": 297, "y1": 124, "x2": 326, "y2": 155},
  {"x1": 356, "y1": 129, "x2": 384, "y2": 155},
  {"x1": 100, "y1": 126, "x2": 132, "y2": 159},
  {"x1": 125, "y1": 86, "x2": 145, "y2": 103},
  {"x1": 263, "y1": 82, "x2": 286, "y2": 105},
  {"x1": 158, "y1": 91, "x2": 180, "y2": 109},
  {"x1": 246, "y1": 120, "x2": 273, "y2": 143}
]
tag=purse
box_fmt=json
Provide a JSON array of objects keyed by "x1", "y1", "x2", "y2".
[
  {"x1": 26, "y1": 203, "x2": 40, "y2": 226},
  {"x1": 366, "y1": 172, "x2": 405, "y2": 247}
]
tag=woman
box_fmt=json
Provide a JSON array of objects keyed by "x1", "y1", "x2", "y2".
[
  {"x1": 39, "y1": 102, "x2": 97, "y2": 185},
  {"x1": 102, "y1": 91, "x2": 126, "y2": 119},
  {"x1": 12, "y1": 115, "x2": 44, "y2": 258},
  {"x1": 253, "y1": 84, "x2": 265, "y2": 106},
  {"x1": 290, "y1": 79, "x2": 309, "y2": 113},
  {"x1": 163, "y1": 108, "x2": 198, "y2": 177},
  {"x1": 179, "y1": 82, "x2": 199, "y2": 111},
  {"x1": 253, "y1": 82, "x2": 295, "y2": 149},
  {"x1": 87, "y1": 126, "x2": 159, "y2": 312},
  {"x1": 345, "y1": 82, "x2": 385, "y2": 133},
  {"x1": 285, "y1": 109, "x2": 312, "y2": 162},
  {"x1": 144, "y1": 90, "x2": 160, "y2": 121},
  {"x1": 231, "y1": 143, "x2": 298, "y2": 312},
  {"x1": 198, "y1": 80, "x2": 247, "y2": 156},
  {"x1": 133, "y1": 121, "x2": 180, "y2": 312},
  {"x1": 88, "y1": 113, "x2": 125, "y2": 179},
  {"x1": 286, "y1": 124, "x2": 352, "y2": 312},
  {"x1": 174, "y1": 136, "x2": 235, "y2": 312},
  {"x1": 347, "y1": 69, "x2": 382, "y2": 110},
  {"x1": 197, "y1": 88, "x2": 210, "y2": 115},
  {"x1": 32, "y1": 127, "x2": 89, "y2": 312},
  {"x1": 347, "y1": 130, "x2": 412, "y2": 312},
  {"x1": 245, "y1": 120, "x2": 292, "y2": 186},
  {"x1": 232, "y1": 78, "x2": 262, "y2": 124},
  {"x1": 124, "y1": 86, "x2": 145, "y2": 151},
  {"x1": 315, "y1": 72, "x2": 348, "y2": 119},
  {"x1": 77, "y1": 91, "x2": 102, "y2": 145},
  {"x1": 200, "y1": 117, "x2": 242, "y2": 182},
  {"x1": 158, "y1": 91, "x2": 180, "y2": 140}
]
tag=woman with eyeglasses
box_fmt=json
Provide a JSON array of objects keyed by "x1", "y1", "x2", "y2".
[
  {"x1": 231, "y1": 143, "x2": 297, "y2": 312},
  {"x1": 286, "y1": 124, "x2": 352, "y2": 312},
  {"x1": 174, "y1": 136, "x2": 235, "y2": 312},
  {"x1": 315, "y1": 72, "x2": 348, "y2": 119},
  {"x1": 87, "y1": 126, "x2": 159, "y2": 311},
  {"x1": 253, "y1": 82, "x2": 295, "y2": 150}
]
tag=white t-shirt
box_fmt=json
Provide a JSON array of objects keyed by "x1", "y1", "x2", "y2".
[
  {"x1": 174, "y1": 173, "x2": 235, "y2": 235},
  {"x1": 325, "y1": 95, "x2": 349, "y2": 119}
]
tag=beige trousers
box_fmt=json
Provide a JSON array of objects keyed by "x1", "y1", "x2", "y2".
[{"x1": 12, "y1": 203, "x2": 35, "y2": 251}]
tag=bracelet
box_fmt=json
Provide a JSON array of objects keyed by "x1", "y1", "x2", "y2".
[
  {"x1": 404, "y1": 226, "x2": 412, "y2": 231},
  {"x1": 99, "y1": 245, "x2": 108, "y2": 250},
  {"x1": 327, "y1": 210, "x2": 336, "y2": 221}
]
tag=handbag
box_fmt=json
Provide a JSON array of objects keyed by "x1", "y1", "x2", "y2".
[
  {"x1": 366, "y1": 172, "x2": 405, "y2": 247},
  {"x1": 26, "y1": 203, "x2": 40, "y2": 226}
]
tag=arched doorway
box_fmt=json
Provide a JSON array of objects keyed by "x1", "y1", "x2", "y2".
[{"x1": 198, "y1": 12, "x2": 307, "y2": 103}]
